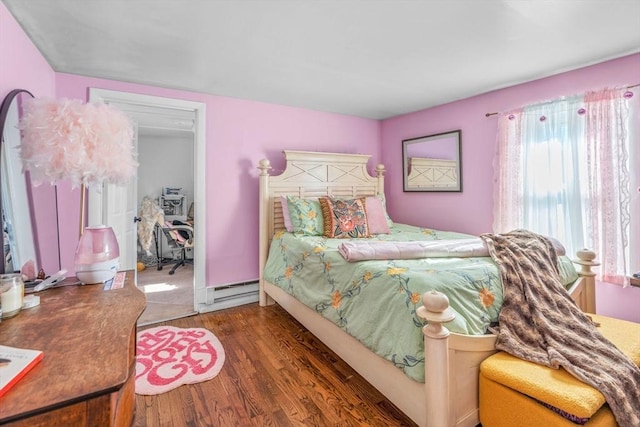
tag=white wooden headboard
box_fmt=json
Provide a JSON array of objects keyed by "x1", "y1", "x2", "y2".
[{"x1": 257, "y1": 150, "x2": 385, "y2": 304}]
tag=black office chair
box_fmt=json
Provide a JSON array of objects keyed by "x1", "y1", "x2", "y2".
[{"x1": 159, "y1": 221, "x2": 194, "y2": 275}]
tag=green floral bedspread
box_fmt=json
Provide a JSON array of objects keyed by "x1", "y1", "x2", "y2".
[{"x1": 262, "y1": 223, "x2": 579, "y2": 382}]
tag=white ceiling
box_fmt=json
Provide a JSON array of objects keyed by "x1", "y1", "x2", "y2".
[{"x1": 4, "y1": 0, "x2": 640, "y2": 120}]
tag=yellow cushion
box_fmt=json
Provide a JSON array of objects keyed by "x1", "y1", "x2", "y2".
[
  {"x1": 479, "y1": 373, "x2": 616, "y2": 427},
  {"x1": 480, "y1": 314, "x2": 640, "y2": 419}
]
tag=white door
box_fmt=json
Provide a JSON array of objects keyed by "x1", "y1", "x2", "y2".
[
  {"x1": 103, "y1": 130, "x2": 138, "y2": 271},
  {"x1": 85, "y1": 120, "x2": 138, "y2": 271}
]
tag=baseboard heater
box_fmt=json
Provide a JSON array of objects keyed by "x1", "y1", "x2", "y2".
[{"x1": 199, "y1": 280, "x2": 259, "y2": 312}]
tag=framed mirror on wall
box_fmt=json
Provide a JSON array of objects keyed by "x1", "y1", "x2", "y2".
[
  {"x1": 0, "y1": 89, "x2": 61, "y2": 275},
  {"x1": 402, "y1": 130, "x2": 462, "y2": 192}
]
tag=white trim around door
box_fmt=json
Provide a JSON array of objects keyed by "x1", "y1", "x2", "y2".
[{"x1": 88, "y1": 88, "x2": 207, "y2": 312}]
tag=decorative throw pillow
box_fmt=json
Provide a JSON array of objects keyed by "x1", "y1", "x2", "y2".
[
  {"x1": 286, "y1": 195, "x2": 324, "y2": 235},
  {"x1": 365, "y1": 196, "x2": 390, "y2": 234},
  {"x1": 378, "y1": 193, "x2": 394, "y2": 227},
  {"x1": 319, "y1": 197, "x2": 370, "y2": 238},
  {"x1": 280, "y1": 195, "x2": 293, "y2": 232}
]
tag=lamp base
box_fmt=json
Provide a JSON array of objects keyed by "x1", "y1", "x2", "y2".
[{"x1": 75, "y1": 258, "x2": 119, "y2": 285}]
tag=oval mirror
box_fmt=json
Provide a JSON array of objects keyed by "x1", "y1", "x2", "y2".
[
  {"x1": 0, "y1": 89, "x2": 61, "y2": 275},
  {"x1": 402, "y1": 130, "x2": 462, "y2": 192}
]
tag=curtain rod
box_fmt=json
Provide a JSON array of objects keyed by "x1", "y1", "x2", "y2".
[{"x1": 485, "y1": 83, "x2": 640, "y2": 117}]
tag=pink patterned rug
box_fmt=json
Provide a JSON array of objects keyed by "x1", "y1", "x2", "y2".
[{"x1": 135, "y1": 325, "x2": 225, "y2": 395}]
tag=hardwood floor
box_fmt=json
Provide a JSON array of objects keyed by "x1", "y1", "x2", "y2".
[{"x1": 134, "y1": 302, "x2": 417, "y2": 427}]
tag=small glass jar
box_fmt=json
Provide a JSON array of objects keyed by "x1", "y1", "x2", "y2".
[{"x1": 0, "y1": 273, "x2": 25, "y2": 319}]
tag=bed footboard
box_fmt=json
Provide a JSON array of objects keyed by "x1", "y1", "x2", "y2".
[
  {"x1": 417, "y1": 291, "x2": 498, "y2": 427},
  {"x1": 417, "y1": 250, "x2": 598, "y2": 427},
  {"x1": 569, "y1": 248, "x2": 599, "y2": 313}
]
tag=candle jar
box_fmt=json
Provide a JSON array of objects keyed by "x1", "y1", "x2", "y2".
[{"x1": 0, "y1": 273, "x2": 25, "y2": 319}]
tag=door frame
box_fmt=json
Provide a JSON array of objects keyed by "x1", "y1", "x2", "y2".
[{"x1": 87, "y1": 89, "x2": 207, "y2": 310}]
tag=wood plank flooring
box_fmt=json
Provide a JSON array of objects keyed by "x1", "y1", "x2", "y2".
[{"x1": 134, "y1": 303, "x2": 418, "y2": 427}]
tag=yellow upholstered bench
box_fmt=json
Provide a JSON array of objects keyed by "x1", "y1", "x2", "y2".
[{"x1": 479, "y1": 314, "x2": 640, "y2": 427}]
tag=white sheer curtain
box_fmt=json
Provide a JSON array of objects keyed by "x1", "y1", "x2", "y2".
[{"x1": 494, "y1": 88, "x2": 634, "y2": 286}]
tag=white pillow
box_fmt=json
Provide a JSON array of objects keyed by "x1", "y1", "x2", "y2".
[
  {"x1": 280, "y1": 195, "x2": 293, "y2": 232},
  {"x1": 365, "y1": 196, "x2": 390, "y2": 234}
]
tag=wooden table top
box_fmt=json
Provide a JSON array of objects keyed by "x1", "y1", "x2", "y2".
[{"x1": 0, "y1": 271, "x2": 146, "y2": 423}]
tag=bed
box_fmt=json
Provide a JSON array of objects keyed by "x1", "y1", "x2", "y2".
[
  {"x1": 407, "y1": 157, "x2": 458, "y2": 189},
  {"x1": 258, "y1": 150, "x2": 598, "y2": 427}
]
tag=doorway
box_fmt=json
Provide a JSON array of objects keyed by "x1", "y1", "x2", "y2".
[
  {"x1": 136, "y1": 122, "x2": 194, "y2": 325},
  {"x1": 87, "y1": 89, "x2": 206, "y2": 325}
]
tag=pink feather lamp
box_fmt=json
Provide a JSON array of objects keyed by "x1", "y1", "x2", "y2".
[{"x1": 18, "y1": 97, "x2": 138, "y2": 283}]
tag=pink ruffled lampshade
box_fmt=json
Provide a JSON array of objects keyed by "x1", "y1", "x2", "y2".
[{"x1": 18, "y1": 97, "x2": 138, "y2": 188}]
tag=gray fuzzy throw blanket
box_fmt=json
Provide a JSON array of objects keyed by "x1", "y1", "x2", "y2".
[{"x1": 480, "y1": 230, "x2": 640, "y2": 427}]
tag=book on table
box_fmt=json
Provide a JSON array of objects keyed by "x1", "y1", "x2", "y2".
[{"x1": 0, "y1": 345, "x2": 43, "y2": 398}]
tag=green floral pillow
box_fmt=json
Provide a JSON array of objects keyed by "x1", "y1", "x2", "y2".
[
  {"x1": 319, "y1": 197, "x2": 370, "y2": 238},
  {"x1": 286, "y1": 196, "x2": 324, "y2": 235}
]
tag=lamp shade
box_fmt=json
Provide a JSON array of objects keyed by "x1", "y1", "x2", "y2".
[
  {"x1": 18, "y1": 97, "x2": 137, "y2": 188},
  {"x1": 74, "y1": 225, "x2": 119, "y2": 284}
]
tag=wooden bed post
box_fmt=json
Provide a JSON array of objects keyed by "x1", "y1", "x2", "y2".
[
  {"x1": 375, "y1": 163, "x2": 385, "y2": 195},
  {"x1": 258, "y1": 158, "x2": 272, "y2": 307},
  {"x1": 417, "y1": 291, "x2": 456, "y2": 427},
  {"x1": 574, "y1": 248, "x2": 599, "y2": 314}
]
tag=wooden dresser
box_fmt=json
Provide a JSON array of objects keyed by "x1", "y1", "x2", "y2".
[{"x1": 0, "y1": 271, "x2": 145, "y2": 426}]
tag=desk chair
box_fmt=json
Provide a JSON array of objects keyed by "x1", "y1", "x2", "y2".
[{"x1": 159, "y1": 221, "x2": 194, "y2": 275}]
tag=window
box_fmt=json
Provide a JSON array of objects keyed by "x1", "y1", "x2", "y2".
[{"x1": 494, "y1": 88, "x2": 637, "y2": 286}]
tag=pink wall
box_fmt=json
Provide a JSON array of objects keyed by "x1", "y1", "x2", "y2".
[
  {"x1": 1, "y1": 4, "x2": 60, "y2": 274},
  {"x1": 54, "y1": 74, "x2": 380, "y2": 285},
  {"x1": 381, "y1": 53, "x2": 640, "y2": 321},
  {"x1": 3, "y1": 1, "x2": 379, "y2": 285},
  {"x1": 0, "y1": 3, "x2": 54, "y2": 98},
  {"x1": 3, "y1": 2, "x2": 638, "y2": 320},
  {"x1": 597, "y1": 281, "x2": 640, "y2": 323},
  {"x1": 381, "y1": 53, "x2": 640, "y2": 234}
]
